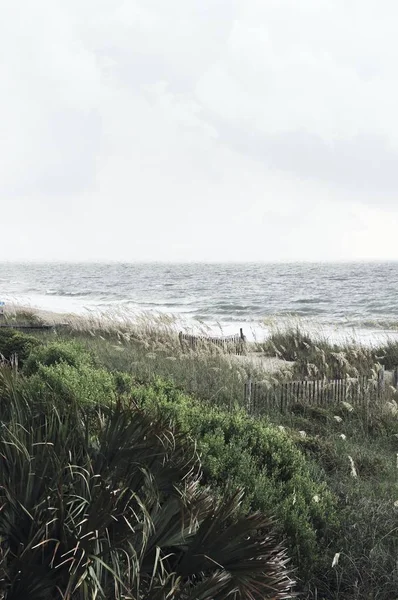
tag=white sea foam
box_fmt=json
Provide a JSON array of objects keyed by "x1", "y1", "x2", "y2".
[{"x1": 1, "y1": 261, "x2": 398, "y2": 346}]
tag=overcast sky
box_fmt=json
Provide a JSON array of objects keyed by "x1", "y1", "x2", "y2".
[{"x1": 2, "y1": 0, "x2": 398, "y2": 262}]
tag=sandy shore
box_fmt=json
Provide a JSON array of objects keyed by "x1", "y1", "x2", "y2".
[
  {"x1": 4, "y1": 303, "x2": 394, "y2": 378},
  {"x1": 3, "y1": 304, "x2": 78, "y2": 325},
  {"x1": 2, "y1": 303, "x2": 293, "y2": 374}
]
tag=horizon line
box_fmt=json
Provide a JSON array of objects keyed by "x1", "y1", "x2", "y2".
[{"x1": 1, "y1": 258, "x2": 398, "y2": 265}]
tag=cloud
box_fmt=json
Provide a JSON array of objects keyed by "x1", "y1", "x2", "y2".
[
  {"x1": 0, "y1": 1, "x2": 102, "y2": 197},
  {"x1": 199, "y1": 119, "x2": 398, "y2": 197},
  {"x1": 1, "y1": 0, "x2": 398, "y2": 261},
  {"x1": 195, "y1": 1, "x2": 398, "y2": 196}
]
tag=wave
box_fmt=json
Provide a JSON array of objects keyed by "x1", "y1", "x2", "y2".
[
  {"x1": 45, "y1": 290, "x2": 94, "y2": 297},
  {"x1": 291, "y1": 298, "x2": 329, "y2": 304},
  {"x1": 45, "y1": 289, "x2": 124, "y2": 298},
  {"x1": 137, "y1": 300, "x2": 198, "y2": 308},
  {"x1": 197, "y1": 304, "x2": 267, "y2": 314},
  {"x1": 4, "y1": 262, "x2": 398, "y2": 340}
]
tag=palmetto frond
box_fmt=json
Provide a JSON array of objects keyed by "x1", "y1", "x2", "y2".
[{"x1": 0, "y1": 366, "x2": 295, "y2": 599}]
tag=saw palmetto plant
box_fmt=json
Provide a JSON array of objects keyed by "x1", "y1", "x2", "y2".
[{"x1": 0, "y1": 366, "x2": 295, "y2": 600}]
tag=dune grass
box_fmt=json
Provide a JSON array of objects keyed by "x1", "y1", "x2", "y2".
[
  {"x1": 6, "y1": 308, "x2": 398, "y2": 408},
  {"x1": 0, "y1": 364, "x2": 295, "y2": 600},
  {"x1": 2, "y1": 313, "x2": 398, "y2": 598},
  {"x1": 38, "y1": 312, "x2": 271, "y2": 409},
  {"x1": 270, "y1": 400, "x2": 398, "y2": 598}
]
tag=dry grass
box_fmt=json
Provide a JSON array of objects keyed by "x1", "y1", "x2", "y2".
[
  {"x1": 7, "y1": 307, "x2": 269, "y2": 408},
  {"x1": 2, "y1": 305, "x2": 45, "y2": 325},
  {"x1": 6, "y1": 306, "x2": 398, "y2": 413},
  {"x1": 4, "y1": 306, "x2": 398, "y2": 598}
]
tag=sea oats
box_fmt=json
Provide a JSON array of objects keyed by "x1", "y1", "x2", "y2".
[
  {"x1": 332, "y1": 553, "x2": 340, "y2": 568},
  {"x1": 348, "y1": 455, "x2": 357, "y2": 478}
]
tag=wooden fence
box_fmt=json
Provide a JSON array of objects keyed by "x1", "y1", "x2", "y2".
[
  {"x1": 179, "y1": 328, "x2": 246, "y2": 354},
  {"x1": 244, "y1": 369, "x2": 389, "y2": 415}
]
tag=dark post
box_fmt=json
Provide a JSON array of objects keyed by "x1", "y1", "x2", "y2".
[
  {"x1": 393, "y1": 367, "x2": 398, "y2": 390},
  {"x1": 238, "y1": 328, "x2": 246, "y2": 355}
]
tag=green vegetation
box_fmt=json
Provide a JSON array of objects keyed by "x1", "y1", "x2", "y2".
[
  {"x1": 23, "y1": 339, "x2": 93, "y2": 375},
  {"x1": 2, "y1": 314, "x2": 398, "y2": 599},
  {"x1": 0, "y1": 365, "x2": 293, "y2": 598},
  {"x1": 0, "y1": 328, "x2": 41, "y2": 366},
  {"x1": 261, "y1": 325, "x2": 398, "y2": 380},
  {"x1": 48, "y1": 323, "x2": 259, "y2": 408},
  {"x1": 373, "y1": 338, "x2": 398, "y2": 370},
  {"x1": 261, "y1": 327, "x2": 378, "y2": 379}
]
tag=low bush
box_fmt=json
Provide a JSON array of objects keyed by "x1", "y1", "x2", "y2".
[
  {"x1": 0, "y1": 366, "x2": 295, "y2": 599},
  {"x1": 132, "y1": 378, "x2": 338, "y2": 583},
  {"x1": 0, "y1": 329, "x2": 42, "y2": 366},
  {"x1": 9, "y1": 330, "x2": 397, "y2": 598},
  {"x1": 23, "y1": 340, "x2": 93, "y2": 375},
  {"x1": 23, "y1": 362, "x2": 118, "y2": 407}
]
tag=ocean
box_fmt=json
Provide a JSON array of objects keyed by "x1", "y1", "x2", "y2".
[{"x1": 1, "y1": 261, "x2": 398, "y2": 344}]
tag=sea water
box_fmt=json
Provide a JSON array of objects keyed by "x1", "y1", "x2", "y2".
[{"x1": 1, "y1": 261, "x2": 398, "y2": 344}]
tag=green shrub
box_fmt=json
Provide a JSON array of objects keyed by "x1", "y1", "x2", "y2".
[
  {"x1": 24, "y1": 362, "x2": 117, "y2": 407},
  {"x1": 23, "y1": 340, "x2": 93, "y2": 375},
  {"x1": 293, "y1": 434, "x2": 344, "y2": 474},
  {"x1": 23, "y1": 327, "x2": 398, "y2": 598},
  {"x1": 0, "y1": 329, "x2": 41, "y2": 366},
  {"x1": 0, "y1": 366, "x2": 295, "y2": 599},
  {"x1": 132, "y1": 378, "x2": 338, "y2": 582},
  {"x1": 112, "y1": 370, "x2": 136, "y2": 395}
]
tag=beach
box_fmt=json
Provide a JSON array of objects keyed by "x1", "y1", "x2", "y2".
[{"x1": 2, "y1": 262, "x2": 398, "y2": 348}]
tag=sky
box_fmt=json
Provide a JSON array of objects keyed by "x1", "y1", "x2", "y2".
[{"x1": 2, "y1": 0, "x2": 398, "y2": 262}]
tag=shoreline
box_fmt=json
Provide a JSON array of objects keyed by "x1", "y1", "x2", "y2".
[
  {"x1": 3, "y1": 301, "x2": 398, "y2": 347},
  {"x1": 2, "y1": 303, "x2": 292, "y2": 374},
  {"x1": 2, "y1": 300, "x2": 398, "y2": 349},
  {"x1": 2, "y1": 301, "x2": 396, "y2": 378}
]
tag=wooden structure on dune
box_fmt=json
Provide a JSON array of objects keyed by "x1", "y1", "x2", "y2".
[
  {"x1": 244, "y1": 368, "x2": 390, "y2": 415},
  {"x1": 179, "y1": 328, "x2": 246, "y2": 355}
]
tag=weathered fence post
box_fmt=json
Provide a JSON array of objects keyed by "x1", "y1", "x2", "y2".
[
  {"x1": 238, "y1": 328, "x2": 244, "y2": 354},
  {"x1": 393, "y1": 367, "x2": 398, "y2": 390}
]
